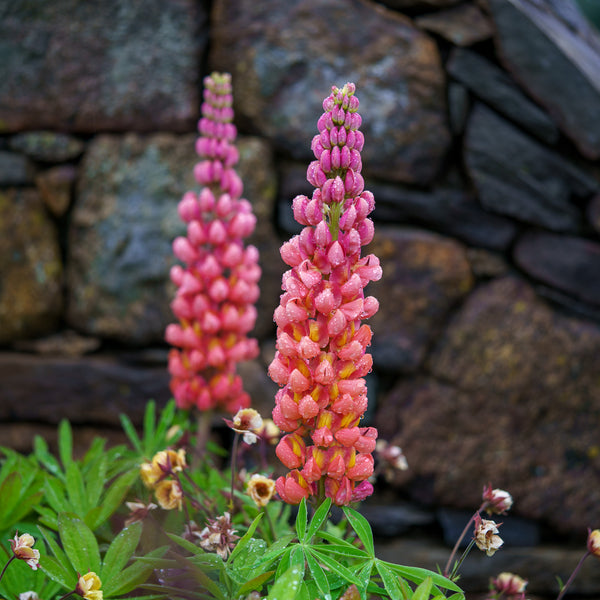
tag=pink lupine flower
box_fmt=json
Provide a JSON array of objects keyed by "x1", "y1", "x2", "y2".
[
  {"x1": 269, "y1": 83, "x2": 382, "y2": 506},
  {"x1": 166, "y1": 72, "x2": 260, "y2": 413}
]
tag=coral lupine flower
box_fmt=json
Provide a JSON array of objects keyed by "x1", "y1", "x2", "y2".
[
  {"x1": 165, "y1": 72, "x2": 260, "y2": 413},
  {"x1": 268, "y1": 83, "x2": 382, "y2": 506}
]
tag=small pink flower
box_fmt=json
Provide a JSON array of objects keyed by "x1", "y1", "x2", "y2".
[
  {"x1": 9, "y1": 533, "x2": 40, "y2": 570},
  {"x1": 482, "y1": 484, "x2": 513, "y2": 515},
  {"x1": 491, "y1": 572, "x2": 528, "y2": 597},
  {"x1": 588, "y1": 528, "x2": 600, "y2": 558}
]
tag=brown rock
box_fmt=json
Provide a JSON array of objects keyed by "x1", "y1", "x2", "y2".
[
  {"x1": 210, "y1": 0, "x2": 450, "y2": 185},
  {"x1": 416, "y1": 3, "x2": 493, "y2": 46},
  {"x1": 0, "y1": 352, "x2": 170, "y2": 427},
  {"x1": 12, "y1": 330, "x2": 101, "y2": 357},
  {"x1": 367, "y1": 227, "x2": 473, "y2": 372},
  {"x1": 0, "y1": 189, "x2": 62, "y2": 344},
  {"x1": 35, "y1": 165, "x2": 77, "y2": 216},
  {"x1": 390, "y1": 276, "x2": 600, "y2": 532},
  {"x1": 0, "y1": 1, "x2": 204, "y2": 133},
  {"x1": 514, "y1": 231, "x2": 600, "y2": 307}
]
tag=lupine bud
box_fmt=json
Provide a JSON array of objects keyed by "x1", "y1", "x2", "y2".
[{"x1": 165, "y1": 72, "x2": 260, "y2": 412}]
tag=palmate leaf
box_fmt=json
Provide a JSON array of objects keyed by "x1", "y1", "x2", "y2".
[
  {"x1": 384, "y1": 563, "x2": 463, "y2": 594},
  {"x1": 342, "y1": 506, "x2": 374, "y2": 557},
  {"x1": 375, "y1": 561, "x2": 402, "y2": 600},
  {"x1": 304, "y1": 548, "x2": 330, "y2": 600},
  {"x1": 108, "y1": 546, "x2": 168, "y2": 597},
  {"x1": 267, "y1": 565, "x2": 304, "y2": 600},
  {"x1": 306, "y1": 497, "x2": 332, "y2": 541},
  {"x1": 296, "y1": 497, "x2": 308, "y2": 542},
  {"x1": 58, "y1": 419, "x2": 74, "y2": 470}
]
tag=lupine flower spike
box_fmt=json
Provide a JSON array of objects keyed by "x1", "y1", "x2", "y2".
[
  {"x1": 166, "y1": 72, "x2": 260, "y2": 416},
  {"x1": 268, "y1": 83, "x2": 382, "y2": 507}
]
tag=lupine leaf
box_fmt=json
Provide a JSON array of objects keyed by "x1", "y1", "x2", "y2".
[
  {"x1": 228, "y1": 512, "x2": 263, "y2": 562},
  {"x1": 310, "y1": 548, "x2": 362, "y2": 585},
  {"x1": 267, "y1": 565, "x2": 304, "y2": 600},
  {"x1": 0, "y1": 471, "x2": 22, "y2": 524},
  {"x1": 44, "y1": 477, "x2": 69, "y2": 514},
  {"x1": 412, "y1": 577, "x2": 433, "y2": 600},
  {"x1": 306, "y1": 497, "x2": 332, "y2": 542},
  {"x1": 384, "y1": 563, "x2": 463, "y2": 593},
  {"x1": 85, "y1": 455, "x2": 107, "y2": 507},
  {"x1": 296, "y1": 497, "x2": 307, "y2": 541},
  {"x1": 237, "y1": 570, "x2": 276, "y2": 596},
  {"x1": 375, "y1": 560, "x2": 401, "y2": 600},
  {"x1": 342, "y1": 507, "x2": 375, "y2": 557},
  {"x1": 58, "y1": 512, "x2": 101, "y2": 574},
  {"x1": 142, "y1": 401, "x2": 156, "y2": 455},
  {"x1": 33, "y1": 437, "x2": 63, "y2": 479},
  {"x1": 305, "y1": 548, "x2": 330, "y2": 600},
  {"x1": 101, "y1": 522, "x2": 142, "y2": 593}
]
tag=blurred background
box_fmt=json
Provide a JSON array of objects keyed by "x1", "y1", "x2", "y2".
[{"x1": 0, "y1": 0, "x2": 599, "y2": 596}]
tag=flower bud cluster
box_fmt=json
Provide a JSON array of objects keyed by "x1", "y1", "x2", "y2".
[
  {"x1": 165, "y1": 72, "x2": 260, "y2": 413},
  {"x1": 268, "y1": 83, "x2": 382, "y2": 506}
]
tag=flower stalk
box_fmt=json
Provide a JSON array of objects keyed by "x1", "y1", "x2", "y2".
[{"x1": 268, "y1": 83, "x2": 381, "y2": 507}]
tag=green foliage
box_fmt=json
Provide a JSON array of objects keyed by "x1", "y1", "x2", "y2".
[
  {"x1": 40, "y1": 513, "x2": 167, "y2": 599},
  {"x1": 120, "y1": 400, "x2": 184, "y2": 461},
  {"x1": 0, "y1": 448, "x2": 44, "y2": 531},
  {"x1": 32, "y1": 421, "x2": 137, "y2": 532}
]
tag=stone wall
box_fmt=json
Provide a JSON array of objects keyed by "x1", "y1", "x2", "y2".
[{"x1": 1, "y1": 0, "x2": 600, "y2": 555}]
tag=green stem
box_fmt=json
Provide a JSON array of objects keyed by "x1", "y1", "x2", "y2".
[
  {"x1": 193, "y1": 410, "x2": 212, "y2": 468},
  {"x1": 443, "y1": 505, "x2": 484, "y2": 578},
  {"x1": 449, "y1": 538, "x2": 476, "y2": 581},
  {"x1": 229, "y1": 433, "x2": 240, "y2": 512},
  {"x1": 556, "y1": 551, "x2": 591, "y2": 600},
  {"x1": 0, "y1": 555, "x2": 15, "y2": 585}
]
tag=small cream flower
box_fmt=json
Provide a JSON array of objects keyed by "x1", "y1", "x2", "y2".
[
  {"x1": 482, "y1": 484, "x2": 513, "y2": 515},
  {"x1": 154, "y1": 479, "x2": 183, "y2": 511},
  {"x1": 492, "y1": 572, "x2": 527, "y2": 596},
  {"x1": 140, "y1": 448, "x2": 187, "y2": 488},
  {"x1": 225, "y1": 408, "x2": 263, "y2": 444},
  {"x1": 19, "y1": 592, "x2": 40, "y2": 600},
  {"x1": 9, "y1": 533, "x2": 40, "y2": 570},
  {"x1": 474, "y1": 517, "x2": 504, "y2": 556},
  {"x1": 125, "y1": 500, "x2": 158, "y2": 526},
  {"x1": 247, "y1": 474, "x2": 276, "y2": 507},
  {"x1": 198, "y1": 513, "x2": 239, "y2": 559},
  {"x1": 587, "y1": 528, "x2": 600, "y2": 558},
  {"x1": 258, "y1": 419, "x2": 280, "y2": 445},
  {"x1": 75, "y1": 572, "x2": 102, "y2": 600}
]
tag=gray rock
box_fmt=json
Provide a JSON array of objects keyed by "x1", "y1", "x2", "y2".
[
  {"x1": 0, "y1": 150, "x2": 35, "y2": 185},
  {"x1": 360, "y1": 503, "x2": 435, "y2": 537},
  {"x1": 447, "y1": 82, "x2": 470, "y2": 136},
  {"x1": 210, "y1": 0, "x2": 450, "y2": 185},
  {"x1": 0, "y1": 1, "x2": 205, "y2": 132},
  {"x1": 376, "y1": 0, "x2": 461, "y2": 9},
  {"x1": 488, "y1": 0, "x2": 600, "y2": 159},
  {"x1": 67, "y1": 134, "x2": 277, "y2": 345},
  {"x1": 0, "y1": 188, "x2": 62, "y2": 344},
  {"x1": 514, "y1": 231, "x2": 600, "y2": 307},
  {"x1": 367, "y1": 226, "x2": 474, "y2": 372},
  {"x1": 369, "y1": 181, "x2": 517, "y2": 251},
  {"x1": 67, "y1": 133, "x2": 196, "y2": 344},
  {"x1": 447, "y1": 48, "x2": 559, "y2": 144},
  {"x1": 9, "y1": 132, "x2": 85, "y2": 162},
  {"x1": 416, "y1": 3, "x2": 493, "y2": 47},
  {"x1": 587, "y1": 193, "x2": 600, "y2": 234},
  {"x1": 465, "y1": 104, "x2": 597, "y2": 231}
]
